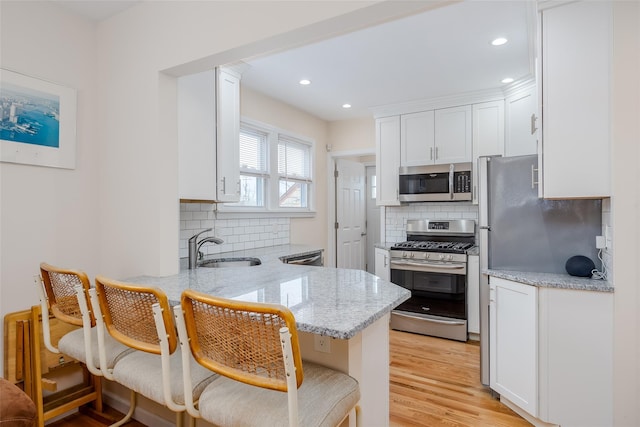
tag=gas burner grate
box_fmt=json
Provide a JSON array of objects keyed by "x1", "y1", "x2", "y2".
[{"x1": 391, "y1": 240, "x2": 474, "y2": 254}]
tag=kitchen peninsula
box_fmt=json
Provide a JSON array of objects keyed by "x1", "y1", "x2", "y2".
[{"x1": 127, "y1": 245, "x2": 410, "y2": 427}]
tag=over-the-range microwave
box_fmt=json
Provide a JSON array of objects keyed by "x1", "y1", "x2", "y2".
[{"x1": 398, "y1": 162, "x2": 472, "y2": 202}]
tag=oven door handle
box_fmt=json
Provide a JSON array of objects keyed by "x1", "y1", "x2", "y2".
[
  {"x1": 393, "y1": 311, "x2": 466, "y2": 326},
  {"x1": 391, "y1": 260, "x2": 466, "y2": 270}
]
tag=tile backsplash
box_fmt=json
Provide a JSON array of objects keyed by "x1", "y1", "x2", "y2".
[
  {"x1": 385, "y1": 202, "x2": 479, "y2": 243},
  {"x1": 179, "y1": 203, "x2": 290, "y2": 258}
]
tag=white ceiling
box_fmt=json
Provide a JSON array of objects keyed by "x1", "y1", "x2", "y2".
[
  {"x1": 52, "y1": 1, "x2": 533, "y2": 123},
  {"x1": 240, "y1": 1, "x2": 533, "y2": 121}
]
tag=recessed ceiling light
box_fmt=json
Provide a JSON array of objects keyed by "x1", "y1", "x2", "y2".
[
  {"x1": 491, "y1": 37, "x2": 508, "y2": 46},
  {"x1": 299, "y1": 79, "x2": 311, "y2": 85},
  {"x1": 342, "y1": 104, "x2": 352, "y2": 109},
  {"x1": 501, "y1": 77, "x2": 515, "y2": 84}
]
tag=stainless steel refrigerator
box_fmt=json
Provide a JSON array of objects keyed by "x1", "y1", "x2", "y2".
[{"x1": 477, "y1": 155, "x2": 602, "y2": 386}]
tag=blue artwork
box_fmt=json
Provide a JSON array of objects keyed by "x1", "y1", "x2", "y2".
[{"x1": 0, "y1": 81, "x2": 60, "y2": 148}]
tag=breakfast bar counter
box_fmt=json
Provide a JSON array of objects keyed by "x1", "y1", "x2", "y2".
[{"x1": 125, "y1": 244, "x2": 410, "y2": 427}]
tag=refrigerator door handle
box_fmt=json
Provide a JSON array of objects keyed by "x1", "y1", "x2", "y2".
[{"x1": 531, "y1": 164, "x2": 539, "y2": 189}]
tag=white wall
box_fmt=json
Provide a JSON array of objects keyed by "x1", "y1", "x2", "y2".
[
  {"x1": 611, "y1": 1, "x2": 640, "y2": 424},
  {"x1": 0, "y1": 1, "x2": 99, "y2": 368},
  {"x1": 240, "y1": 87, "x2": 329, "y2": 249}
]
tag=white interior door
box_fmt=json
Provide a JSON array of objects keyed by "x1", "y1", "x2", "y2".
[{"x1": 336, "y1": 159, "x2": 366, "y2": 270}]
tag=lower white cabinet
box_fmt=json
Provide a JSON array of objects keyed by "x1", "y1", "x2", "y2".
[
  {"x1": 374, "y1": 248, "x2": 390, "y2": 281},
  {"x1": 489, "y1": 277, "x2": 538, "y2": 416},
  {"x1": 466, "y1": 255, "x2": 480, "y2": 336},
  {"x1": 489, "y1": 276, "x2": 613, "y2": 426}
]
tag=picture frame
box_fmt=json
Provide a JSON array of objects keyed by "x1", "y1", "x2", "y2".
[{"x1": 0, "y1": 68, "x2": 77, "y2": 169}]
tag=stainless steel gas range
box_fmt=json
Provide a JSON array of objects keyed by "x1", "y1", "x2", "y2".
[{"x1": 389, "y1": 219, "x2": 475, "y2": 342}]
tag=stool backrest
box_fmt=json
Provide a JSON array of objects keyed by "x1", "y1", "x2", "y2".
[
  {"x1": 180, "y1": 289, "x2": 304, "y2": 392},
  {"x1": 40, "y1": 262, "x2": 94, "y2": 327},
  {"x1": 95, "y1": 276, "x2": 177, "y2": 355}
]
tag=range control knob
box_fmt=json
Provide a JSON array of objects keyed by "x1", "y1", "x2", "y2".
[{"x1": 439, "y1": 254, "x2": 445, "y2": 260}]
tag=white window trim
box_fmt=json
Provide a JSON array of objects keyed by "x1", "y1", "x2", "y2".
[{"x1": 218, "y1": 117, "x2": 316, "y2": 217}]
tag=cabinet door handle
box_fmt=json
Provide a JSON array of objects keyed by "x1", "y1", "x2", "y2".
[
  {"x1": 530, "y1": 113, "x2": 538, "y2": 135},
  {"x1": 430, "y1": 147, "x2": 434, "y2": 160},
  {"x1": 237, "y1": 179, "x2": 241, "y2": 195},
  {"x1": 221, "y1": 176, "x2": 226, "y2": 194},
  {"x1": 384, "y1": 255, "x2": 388, "y2": 268},
  {"x1": 531, "y1": 165, "x2": 539, "y2": 189},
  {"x1": 435, "y1": 146, "x2": 439, "y2": 160}
]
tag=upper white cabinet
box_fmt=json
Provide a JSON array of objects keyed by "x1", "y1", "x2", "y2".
[
  {"x1": 178, "y1": 68, "x2": 241, "y2": 202},
  {"x1": 472, "y1": 100, "x2": 505, "y2": 203},
  {"x1": 178, "y1": 70, "x2": 217, "y2": 201},
  {"x1": 434, "y1": 105, "x2": 472, "y2": 164},
  {"x1": 215, "y1": 68, "x2": 241, "y2": 202},
  {"x1": 400, "y1": 106, "x2": 472, "y2": 166},
  {"x1": 375, "y1": 116, "x2": 401, "y2": 206},
  {"x1": 505, "y1": 84, "x2": 538, "y2": 157},
  {"x1": 400, "y1": 110, "x2": 435, "y2": 167},
  {"x1": 539, "y1": 0, "x2": 611, "y2": 198}
]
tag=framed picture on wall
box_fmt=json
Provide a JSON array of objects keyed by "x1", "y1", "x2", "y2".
[{"x1": 0, "y1": 68, "x2": 77, "y2": 169}]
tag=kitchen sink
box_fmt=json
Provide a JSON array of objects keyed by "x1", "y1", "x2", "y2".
[{"x1": 197, "y1": 257, "x2": 262, "y2": 268}]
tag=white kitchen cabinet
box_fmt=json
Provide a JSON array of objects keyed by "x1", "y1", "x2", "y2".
[
  {"x1": 375, "y1": 116, "x2": 401, "y2": 206},
  {"x1": 434, "y1": 105, "x2": 472, "y2": 164},
  {"x1": 505, "y1": 84, "x2": 538, "y2": 157},
  {"x1": 471, "y1": 100, "x2": 504, "y2": 204},
  {"x1": 489, "y1": 277, "x2": 538, "y2": 417},
  {"x1": 539, "y1": 1, "x2": 611, "y2": 198},
  {"x1": 466, "y1": 255, "x2": 480, "y2": 336},
  {"x1": 537, "y1": 287, "x2": 613, "y2": 427},
  {"x1": 400, "y1": 110, "x2": 435, "y2": 167},
  {"x1": 215, "y1": 68, "x2": 241, "y2": 202},
  {"x1": 178, "y1": 70, "x2": 217, "y2": 201},
  {"x1": 489, "y1": 275, "x2": 613, "y2": 426},
  {"x1": 178, "y1": 67, "x2": 241, "y2": 202},
  {"x1": 374, "y1": 247, "x2": 390, "y2": 281}
]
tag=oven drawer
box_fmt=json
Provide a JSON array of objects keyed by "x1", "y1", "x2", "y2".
[{"x1": 391, "y1": 311, "x2": 468, "y2": 342}]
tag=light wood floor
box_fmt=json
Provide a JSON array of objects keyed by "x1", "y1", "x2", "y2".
[
  {"x1": 390, "y1": 329, "x2": 531, "y2": 426},
  {"x1": 48, "y1": 330, "x2": 530, "y2": 427}
]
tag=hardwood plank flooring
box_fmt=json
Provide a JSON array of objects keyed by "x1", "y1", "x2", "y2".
[
  {"x1": 390, "y1": 329, "x2": 531, "y2": 427},
  {"x1": 47, "y1": 330, "x2": 530, "y2": 427}
]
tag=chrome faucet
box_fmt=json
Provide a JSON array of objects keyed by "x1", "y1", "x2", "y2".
[{"x1": 188, "y1": 228, "x2": 224, "y2": 269}]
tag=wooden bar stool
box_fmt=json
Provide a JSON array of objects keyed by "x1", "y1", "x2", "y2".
[
  {"x1": 175, "y1": 289, "x2": 361, "y2": 427},
  {"x1": 33, "y1": 263, "x2": 131, "y2": 426},
  {"x1": 93, "y1": 276, "x2": 217, "y2": 427}
]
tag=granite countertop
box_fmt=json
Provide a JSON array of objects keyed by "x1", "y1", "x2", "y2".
[
  {"x1": 128, "y1": 244, "x2": 410, "y2": 339},
  {"x1": 486, "y1": 269, "x2": 614, "y2": 292}
]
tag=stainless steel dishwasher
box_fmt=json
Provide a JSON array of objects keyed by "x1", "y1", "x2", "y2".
[{"x1": 281, "y1": 250, "x2": 323, "y2": 266}]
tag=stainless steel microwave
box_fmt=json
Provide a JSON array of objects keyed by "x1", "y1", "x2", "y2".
[{"x1": 398, "y1": 162, "x2": 472, "y2": 202}]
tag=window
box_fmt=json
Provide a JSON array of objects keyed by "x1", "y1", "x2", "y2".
[
  {"x1": 278, "y1": 136, "x2": 312, "y2": 208},
  {"x1": 222, "y1": 119, "x2": 314, "y2": 214},
  {"x1": 237, "y1": 127, "x2": 268, "y2": 207}
]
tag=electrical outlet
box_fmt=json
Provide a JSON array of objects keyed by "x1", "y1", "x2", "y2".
[
  {"x1": 314, "y1": 335, "x2": 331, "y2": 353},
  {"x1": 596, "y1": 235, "x2": 606, "y2": 249}
]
